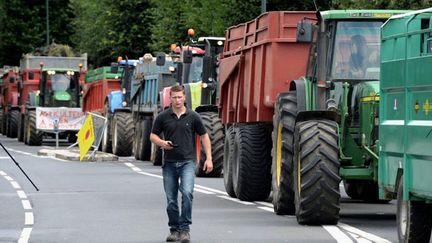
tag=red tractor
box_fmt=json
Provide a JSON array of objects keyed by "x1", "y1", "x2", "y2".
[{"x1": 0, "y1": 66, "x2": 20, "y2": 138}]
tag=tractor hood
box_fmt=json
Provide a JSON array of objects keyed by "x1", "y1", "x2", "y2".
[{"x1": 357, "y1": 81, "x2": 380, "y2": 101}]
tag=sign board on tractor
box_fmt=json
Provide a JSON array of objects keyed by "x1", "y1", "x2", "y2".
[{"x1": 36, "y1": 107, "x2": 85, "y2": 131}]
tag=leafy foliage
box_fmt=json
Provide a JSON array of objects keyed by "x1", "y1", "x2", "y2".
[{"x1": 0, "y1": 0, "x2": 430, "y2": 67}]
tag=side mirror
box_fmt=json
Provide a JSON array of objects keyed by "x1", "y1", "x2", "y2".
[
  {"x1": 296, "y1": 21, "x2": 314, "y2": 43},
  {"x1": 156, "y1": 52, "x2": 166, "y2": 66},
  {"x1": 182, "y1": 50, "x2": 193, "y2": 64}
]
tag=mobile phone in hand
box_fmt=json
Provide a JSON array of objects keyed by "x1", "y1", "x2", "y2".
[{"x1": 167, "y1": 141, "x2": 179, "y2": 148}]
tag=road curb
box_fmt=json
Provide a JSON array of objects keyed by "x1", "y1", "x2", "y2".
[{"x1": 38, "y1": 149, "x2": 118, "y2": 162}]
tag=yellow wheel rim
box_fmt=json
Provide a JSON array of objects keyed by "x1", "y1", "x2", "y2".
[{"x1": 276, "y1": 123, "x2": 282, "y2": 187}]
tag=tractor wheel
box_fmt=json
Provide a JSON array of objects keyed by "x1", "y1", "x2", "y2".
[
  {"x1": 195, "y1": 112, "x2": 224, "y2": 177},
  {"x1": 1, "y1": 110, "x2": 7, "y2": 135},
  {"x1": 112, "y1": 112, "x2": 134, "y2": 156},
  {"x1": 232, "y1": 124, "x2": 272, "y2": 201},
  {"x1": 397, "y1": 176, "x2": 432, "y2": 243},
  {"x1": 0, "y1": 109, "x2": 4, "y2": 135},
  {"x1": 23, "y1": 114, "x2": 28, "y2": 144},
  {"x1": 101, "y1": 103, "x2": 112, "y2": 152},
  {"x1": 272, "y1": 91, "x2": 297, "y2": 215},
  {"x1": 26, "y1": 111, "x2": 43, "y2": 146},
  {"x1": 133, "y1": 120, "x2": 144, "y2": 160},
  {"x1": 17, "y1": 114, "x2": 24, "y2": 142},
  {"x1": 293, "y1": 120, "x2": 340, "y2": 225},
  {"x1": 223, "y1": 126, "x2": 236, "y2": 198},
  {"x1": 8, "y1": 110, "x2": 20, "y2": 138},
  {"x1": 134, "y1": 118, "x2": 152, "y2": 161}
]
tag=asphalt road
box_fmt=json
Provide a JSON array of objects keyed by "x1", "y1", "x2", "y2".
[{"x1": 0, "y1": 135, "x2": 423, "y2": 243}]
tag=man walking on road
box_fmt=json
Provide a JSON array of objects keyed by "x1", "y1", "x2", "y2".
[{"x1": 150, "y1": 85, "x2": 213, "y2": 243}]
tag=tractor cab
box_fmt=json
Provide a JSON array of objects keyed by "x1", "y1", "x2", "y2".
[{"x1": 39, "y1": 67, "x2": 81, "y2": 108}]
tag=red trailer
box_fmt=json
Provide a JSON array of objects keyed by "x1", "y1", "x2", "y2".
[
  {"x1": 219, "y1": 11, "x2": 315, "y2": 201},
  {"x1": 0, "y1": 66, "x2": 20, "y2": 137},
  {"x1": 82, "y1": 79, "x2": 121, "y2": 114}
]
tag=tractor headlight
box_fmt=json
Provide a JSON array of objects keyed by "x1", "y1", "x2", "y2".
[{"x1": 122, "y1": 101, "x2": 127, "y2": 107}]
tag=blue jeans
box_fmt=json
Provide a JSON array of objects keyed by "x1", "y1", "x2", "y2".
[{"x1": 162, "y1": 160, "x2": 196, "y2": 231}]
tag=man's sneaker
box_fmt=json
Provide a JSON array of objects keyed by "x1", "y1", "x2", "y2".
[
  {"x1": 166, "y1": 230, "x2": 179, "y2": 242},
  {"x1": 179, "y1": 230, "x2": 190, "y2": 243}
]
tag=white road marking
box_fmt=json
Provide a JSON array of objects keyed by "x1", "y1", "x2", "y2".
[
  {"x1": 347, "y1": 232, "x2": 373, "y2": 243},
  {"x1": 195, "y1": 185, "x2": 228, "y2": 195},
  {"x1": 17, "y1": 228, "x2": 32, "y2": 243},
  {"x1": 255, "y1": 201, "x2": 273, "y2": 208},
  {"x1": 0, "y1": 156, "x2": 10, "y2": 159},
  {"x1": 17, "y1": 190, "x2": 27, "y2": 199},
  {"x1": 137, "y1": 171, "x2": 163, "y2": 179},
  {"x1": 0, "y1": 170, "x2": 34, "y2": 243},
  {"x1": 21, "y1": 200, "x2": 32, "y2": 210},
  {"x1": 257, "y1": 206, "x2": 274, "y2": 212},
  {"x1": 132, "y1": 167, "x2": 142, "y2": 172},
  {"x1": 25, "y1": 212, "x2": 34, "y2": 225},
  {"x1": 339, "y1": 223, "x2": 392, "y2": 243},
  {"x1": 11, "y1": 181, "x2": 21, "y2": 189},
  {"x1": 323, "y1": 225, "x2": 353, "y2": 243}
]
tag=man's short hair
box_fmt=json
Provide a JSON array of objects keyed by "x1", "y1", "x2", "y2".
[{"x1": 170, "y1": 85, "x2": 185, "y2": 95}]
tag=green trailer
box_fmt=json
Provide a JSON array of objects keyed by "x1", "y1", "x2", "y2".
[{"x1": 379, "y1": 8, "x2": 432, "y2": 243}]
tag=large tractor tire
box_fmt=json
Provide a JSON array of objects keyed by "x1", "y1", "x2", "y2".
[
  {"x1": 134, "y1": 118, "x2": 152, "y2": 161},
  {"x1": 195, "y1": 112, "x2": 224, "y2": 177},
  {"x1": 101, "y1": 104, "x2": 112, "y2": 152},
  {"x1": 232, "y1": 124, "x2": 272, "y2": 201},
  {"x1": 0, "y1": 109, "x2": 4, "y2": 135},
  {"x1": 112, "y1": 112, "x2": 134, "y2": 156},
  {"x1": 293, "y1": 120, "x2": 340, "y2": 225},
  {"x1": 397, "y1": 176, "x2": 432, "y2": 243},
  {"x1": 272, "y1": 91, "x2": 297, "y2": 215},
  {"x1": 8, "y1": 110, "x2": 20, "y2": 138},
  {"x1": 223, "y1": 126, "x2": 236, "y2": 198},
  {"x1": 26, "y1": 111, "x2": 43, "y2": 146},
  {"x1": 17, "y1": 114, "x2": 24, "y2": 142}
]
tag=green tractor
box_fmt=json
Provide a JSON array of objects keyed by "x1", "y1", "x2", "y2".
[
  {"x1": 21, "y1": 55, "x2": 86, "y2": 146},
  {"x1": 271, "y1": 10, "x2": 406, "y2": 225}
]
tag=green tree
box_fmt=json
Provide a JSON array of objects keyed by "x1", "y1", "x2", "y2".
[
  {"x1": 149, "y1": 0, "x2": 187, "y2": 52},
  {"x1": 71, "y1": 0, "x2": 152, "y2": 66},
  {"x1": 0, "y1": 0, "x2": 76, "y2": 66}
]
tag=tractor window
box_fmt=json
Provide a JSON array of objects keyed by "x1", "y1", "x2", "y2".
[
  {"x1": 51, "y1": 74, "x2": 71, "y2": 91},
  {"x1": 189, "y1": 56, "x2": 203, "y2": 83},
  {"x1": 331, "y1": 21, "x2": 382, "y2": 80}
]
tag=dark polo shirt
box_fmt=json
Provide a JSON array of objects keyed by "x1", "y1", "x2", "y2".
[{"x1": 151, "y1": 107, "x2": 207, "y2": 162}]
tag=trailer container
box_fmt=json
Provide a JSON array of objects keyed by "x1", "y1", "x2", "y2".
[
  {"x1": 219, "y1": 11, "x2": 315, "y2": 201},
  {"x1": 379, "y1": 8, "x2": 432, "y2": 242},
  {"x1": 219, "y1": 11, "x2": 315, "y2": 124}
]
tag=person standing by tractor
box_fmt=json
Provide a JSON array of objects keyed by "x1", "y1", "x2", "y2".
[{"x1": 149, "y1": 84, "x2": 213, "y2": 242}]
